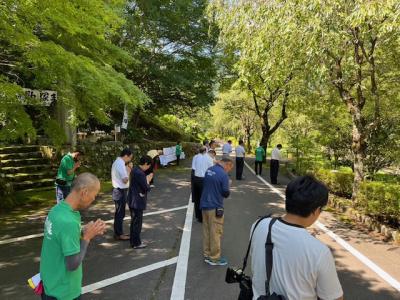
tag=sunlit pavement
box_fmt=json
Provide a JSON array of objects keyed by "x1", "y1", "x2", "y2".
[{"x1": 0, "y1": 156, "x2": 399, "y2": 299}]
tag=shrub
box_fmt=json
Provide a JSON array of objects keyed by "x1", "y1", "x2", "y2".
[
  {"x1": 313, "y1": 169, "x2": 353, "y2": 198},
  {"x1": 357, "y1": 181, "x2": 400, "y2": 223}
]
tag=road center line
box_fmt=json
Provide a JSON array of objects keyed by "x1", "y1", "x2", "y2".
[
  {"x1": 170, "y1": 195, "x2": 194, "y2": 300},
  {"x1": 0, "y1": 205, "x2": 188, "y2": 245},
  {"x1": 82, "y1": 257, "x2": 178, "y2": 294},
  {"x1": 243, "y1": 160, "x2": 400, "y2": 292}
]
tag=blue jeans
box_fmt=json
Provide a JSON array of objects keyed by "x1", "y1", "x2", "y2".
[
  {"x1": 56, "y1": 185, "x2": 71, "y2": 203},
  {"x1": 112, "y1": 188, "x2": 128, "y2": 236}
]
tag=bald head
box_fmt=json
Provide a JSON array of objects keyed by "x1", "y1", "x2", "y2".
[{"x1": 71, "y1": 172, "x2": 100, "y2": 192}]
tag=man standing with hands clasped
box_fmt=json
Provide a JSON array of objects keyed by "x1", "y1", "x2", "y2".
[
  {"x1": 200, "y1": 158, "x2": 234, "y2": 266},
  {"x1": 235, "y1": 140, "x2": 245, "y2": 180},
  {"x1": 128, "y1": 155, "x2": 153, "y2": 249},
  {"x1": 255, "y1": 143, "x2": 266, "y2": 176},
  {"x1": 111, "y1": 148, "x2": 133, "y2": 241},
  {"x1": 40, "y1": 173, "x2": 106, "y2": 300},
  {"x1": 55, "y1": 150, "x2": 83, "y2": 203},
  {"x1": 270, "y1": 144, "x2": 282, "y2": 184}
]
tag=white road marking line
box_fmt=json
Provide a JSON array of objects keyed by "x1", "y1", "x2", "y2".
[
  {"x1": 0, "y1": 233, "x2": 45, "y2": 245},
  {"x1": 244, "y1": 160, "x2": 400, "y2": 292},
  {"x1": 82, "y1": 257, "x2": 178, "y2": 294},
  {"x1": 104, "y1": 205, "x2": 189, "y2": 224},
  {"x1": 0, "y1": 205, "x2": 188, "y2": 245},
  {"x1": 170, "y1": 195, "x2": 194, "y2": 300}
]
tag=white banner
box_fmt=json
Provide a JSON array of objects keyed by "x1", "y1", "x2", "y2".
[{"x1": 121, "y1": 105, "x2": 128, "y2": 129}]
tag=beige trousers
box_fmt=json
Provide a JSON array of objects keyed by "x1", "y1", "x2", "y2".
[{"x1": 202, "y1": 209, "x2": 224, "y2": 260}]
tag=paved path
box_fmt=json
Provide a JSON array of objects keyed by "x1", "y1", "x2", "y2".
[{"x1": 0, "y1": 156, "x2": 399, "y2": 299}]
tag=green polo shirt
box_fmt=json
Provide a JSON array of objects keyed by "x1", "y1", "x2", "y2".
[
  {"x1": 176, "y1": 144, "x2": 182, "y2": 156},
  {"x1": 40, "y1": 201, "x2": 82, "y2": 300},
  {"x1": 56, "y1": 153, "x2": 76, "y2": 186},
  {"x1": 255, "y1": 146, "x2": 266, "y2": 162}
]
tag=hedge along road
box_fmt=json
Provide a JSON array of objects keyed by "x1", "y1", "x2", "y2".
[{"x1": 0, "y1": 156, "x2": 399, "y2": 299}]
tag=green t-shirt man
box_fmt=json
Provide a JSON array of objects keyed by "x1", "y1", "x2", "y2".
[
  {"x1": 56, "y1": 153, "x2": 76, "y2": 186},
  {"x1": 255, "y1": 146, "x2": 266, "y2": 162},
  {"x1": 40, "y1": 201, "x2": 82, "y2": 300},
  {"x1": 176, "y1": 144, "x2": 182, "y2": 156}
]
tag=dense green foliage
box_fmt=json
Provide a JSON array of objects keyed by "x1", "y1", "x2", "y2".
[
  {"x1": 358, "y1": 181, "x2": 399, "y2": 223},
  {"x1": 0, "y1": 1, "x2": 144, "y2": 141},
  {"x1": 209, "y1": 0, "x2": 400, "y2": 198},
  {"x1": 120, "y1": 0, "x2": 218, "y2": 115},
  {"x1": 210, "y1": 89, "x2": 260, "y2": 150}
]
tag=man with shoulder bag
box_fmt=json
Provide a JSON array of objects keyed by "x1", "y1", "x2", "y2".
[
  {"x1": 250, "y1": 176, "x2": 343, "y2": 300},
  {"x1": 200, "y1": 158, "x2": 233, "y2": 266}
]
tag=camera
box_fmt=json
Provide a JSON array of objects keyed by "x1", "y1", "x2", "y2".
[
  {"x1": 226, "y1": 267, "x2": 253, "y2": 299},
  {"x1": 225, "y1": 267, "x2": 244, "y2": 283}
]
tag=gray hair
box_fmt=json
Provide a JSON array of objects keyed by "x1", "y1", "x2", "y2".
[{"x1": 71, "y1": 172, "x2": 100, "y2": 191}]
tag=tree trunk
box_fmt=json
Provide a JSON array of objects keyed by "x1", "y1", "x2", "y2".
[
  {"x1": 260, "y1": 123, "x2": 271, "y2": 163},
  {"x1": 350, "y1": 107, "x2": 367, "y2": 200},
  {"x1": 246, "y1": 132, "x2": 251, "y2": 153}
]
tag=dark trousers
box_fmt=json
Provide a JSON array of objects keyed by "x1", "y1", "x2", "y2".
[
  {"x1": 190, "y1": 169, "x2": 195, "y2": 196},
  {"x1": 255, "y1": 161, "x2": 263, "y2": 175},
  {"x1": 42, "y1": 291, "x2": 80, "y2": 300},
  {"x1": 192, "y1": 176, "x2": 204, "y2": 222},
  {"x1": 113, "y1": 188, "x2": 128, "y2": 236},
  {"x1": 130, "y1": 208, "x2": 144, "y2": 247},
  {"x1": 55, "y1": 184, "x2": 71, "y2": 203},
  {"x1": 270, "y1": 159, "x2": 280, "y2": 184},
  {"x1": 236, "y1": 157, "x2": 244, "y2": 179},
  {"x1": 176, "y1": 154, "x2": 181, "y2": 165}
]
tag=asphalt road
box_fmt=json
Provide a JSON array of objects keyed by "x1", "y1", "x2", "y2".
[{"x1": 0, "y1": 155, "x2": 399, "y2": 300}]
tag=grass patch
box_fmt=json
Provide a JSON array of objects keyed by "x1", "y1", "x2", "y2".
[
  {"x1": 100, "y1": 181, "x2": 112, "y2": 193},
  {"x1": 12, "y1": 181, "x2": 112, "y2": 208},
  {"x1": 14, "y1": 188, "x2": 55, "y2": 207}
]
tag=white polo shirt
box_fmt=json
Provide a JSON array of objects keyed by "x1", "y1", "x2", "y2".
[
  {"x1": 235, "y1": 145, "x2": 245, "y2": 158},
  {"x1": 222, "y1": 143, "x2": 232, "y2": 154},
  {"x1": 271, "y1": 147, "x2": 282, "y2": 160},
  {"x1": 193, "y1": 154, "x2": 213, "y2": 177},
  {"x1": 250, "y1": 218, "x2": 343, "y2": 300},
  {"x1": 111, "y1": 157, "x2": 129, "y2": 189}
]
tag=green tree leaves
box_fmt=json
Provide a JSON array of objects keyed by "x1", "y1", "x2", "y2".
[{"x1": 0, "y1": 0, "x2": 148, "y2": 141}]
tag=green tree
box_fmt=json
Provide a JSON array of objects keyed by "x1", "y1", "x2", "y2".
[
  {"x1": 0, "y1": 0, "x2": 148, "y2": 141},
  {"x1": 210, "y1": 89, "x2": 260, "y2": 151},
  {"x1": 208, "y1": 1, "x2": 305, "y2": 155},
  {"x1": 297, "y1": 0, "x2": 400, "y2": 198},
  {"x1": 120, "y1": 0, "x2": 218, "y2": 117}
]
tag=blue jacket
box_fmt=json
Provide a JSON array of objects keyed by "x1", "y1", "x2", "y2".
[
  {"x1": 200, "y1": 164, "x2": 230, "y2": 210},
  {"x1": 128, "y1": 167, "x2": 150, "y2": 210}
]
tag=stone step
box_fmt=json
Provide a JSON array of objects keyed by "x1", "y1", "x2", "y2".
[
  {"x1": 1, "y1": 164, "x2": 54, "y2": 174},
  {"x1": 0, "y1": 145, "x2": 41, "y2": 154},
  {"x1": 19, "y1": 186, "x2": 55, "y2": 193},
  {"x1": 0, "y1": 151, "x2": 43, "y2": 160},
  {"x1": 5, "y1": 171, "x2": 55, "y2": 183},
  {"x1": 0, "y1": 157, "x2": 49, "y2": 167},
  {"x1": 13, "y1": 178, "x2": 55, "y2": 191}
]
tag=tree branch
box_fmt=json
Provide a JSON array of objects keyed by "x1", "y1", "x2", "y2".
[{"x1": 248, "y1": 84, "x2": 262, "y2": 118}]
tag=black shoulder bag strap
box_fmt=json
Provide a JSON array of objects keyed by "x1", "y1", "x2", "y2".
[
  {"x1": 265, "y1": 218, "x2": 278, "y2": 296},
  {"x1": 241, "y1": 214, "x2": 271, "y2": 272}
]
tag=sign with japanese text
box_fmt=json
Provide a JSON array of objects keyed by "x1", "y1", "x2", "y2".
[{"x1": 21, "y1": 88, "x2": 57, "y2": 106}]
